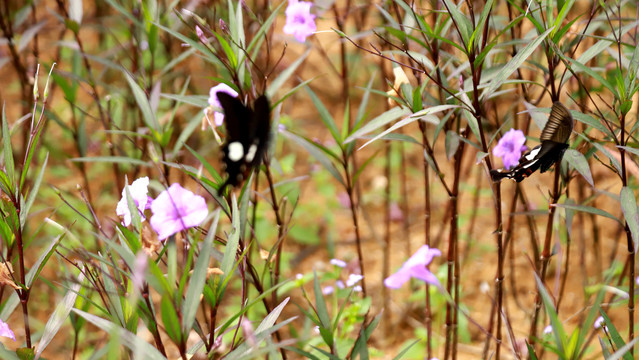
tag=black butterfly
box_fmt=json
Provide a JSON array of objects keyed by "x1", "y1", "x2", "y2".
[
  {"x1": 490, "y1": 101, "x2": 573, "y2": 182},
  {"x1": 216, "y1": 92, "x2": 271, "y2": 193}
]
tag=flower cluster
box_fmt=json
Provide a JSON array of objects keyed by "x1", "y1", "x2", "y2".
[
  {"x1": 117, "y1": 178, "x2": 209, "y2": 241},
  {"x1": 322, "y1": 258, "x2": 364, "y2": 295}
]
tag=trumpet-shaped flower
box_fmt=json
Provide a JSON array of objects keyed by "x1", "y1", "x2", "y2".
[
  {"x1": 150, "y1": 184, "x2": 208, "y2": 240},
  {"x1": 116, "y1": 177, "x2": 151, "y2": 226},
  {"x1": 0, "y1": 319, "x2": 14, "y2": 341},
  {"x1": 283, "y1": 0, "x2": 316, "y2": 42},
  {"x1": 384, "y1": 245, "x2": 441, "y2": 289},
  {"x1": 208, "y1": 84, "x2": 238, "y2": 126},
  {"x1": 493, "y1": 129, "x2": 527, "y2": 169}
]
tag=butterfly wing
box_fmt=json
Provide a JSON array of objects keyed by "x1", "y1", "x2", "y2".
[
  {"x1": 540, "y1": 102, "x2": 573, "y2": 143},
  {"x1": 490, "y1": 141, "x2": 569, "y2": 182},
  {"x1": 247, "y1": 95, "x2": 271, "y2": 168},
  {"x1": 217, "y1": 93, "x2": 271, "y2": 193},
  {"x1": 491, "y1": 102, "x2": 573, "y2": 183}
]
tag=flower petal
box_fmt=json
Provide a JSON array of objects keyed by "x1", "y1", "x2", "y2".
[{"x1": 150, "y1": 183, "x2": 209, "y2": 240}]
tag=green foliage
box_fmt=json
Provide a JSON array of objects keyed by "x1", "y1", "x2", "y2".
[{"x1": 2, "y1": 0, "x2": 639, "y2": 359}]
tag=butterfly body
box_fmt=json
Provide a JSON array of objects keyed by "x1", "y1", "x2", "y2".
[
  {"x1": 490, "y1": 102, "x2": 573, "y2": 183},
  {"x1": 217, "y1": 92, "x2": 271, "y2": 193}
]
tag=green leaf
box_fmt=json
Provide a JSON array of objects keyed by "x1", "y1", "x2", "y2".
[
  {"x1": 563, "y1": 149, "x2": 593, "y2": 186},
  {"x1": 553, "y1": 203, "x2": 621, "y2": 224},
  {"x1": 354, "y1": 105, "x2": 455, "y2": 150},
  {"x1": 220, "y1": 196, "x2": 240, "y2": 284},
  {"x1": 72, "y1": 309, "x2": 167, "y2": 360},
  {"x1": 161, "y1": 296, "x2": 181, "y2": 344},
  {"x1": 620, "y1": 187, "x2": 639, "y2": 252},
  {"x1": 344, "y1": 106, "x2": 411, "y2": 144},
  {"x1": 592, "y1": 142, "x2": 622, "y2": 174},
  {"x1": 35, "y1": 271, "x2": 84, "y2": 358},
  {"x1": 306, "y1": 86, "x2": 341, "y2": 144},
  {"x1": 468, "y1": 0, "x2": 494, "y2": 51},
  {"x1": 268, "y1": 49, "x2": 310, "y2": 98},
  {"x1": 2, "y1": 106, "x2": 14, "y2": 195},
  {"x1": 534, "y1": 274, "x2": 567, "y2": 354},
  {"x1": 124, "y1": 73, "x2": 159, "y2": 131},
  {"x1": 442, "y1": 0, "x2": 472, "y2": 50},
  {"x1": 255, "y1": 297, "x2": 290, "y2": 334},
  {"x1": 313, "y1": 272, "x2": 333, "y2": 348},
  {"x1": 609, "y1": 338, "x2": 639, "y2": 360},
  {"x1": 482, "y1": 27, "x2": 553, "y2": 99},
  {"x1": 22, "y1": 153, "x2": 47, "y2": 227},
  {"x1": 392, "y1": 339, "x2": 420, "y2": 360},
  {"x1": 565, "y1": 56, "x2": 617, "y2": 96},
  {"x1": 445, "y1": 131, "x2": 461, "y2": 160},
  {"x1": 600, "y1": 309, "x2": 635, "y2": 360},
  {"x1": 26, "y1": 234, "x2": 62, "y2": 287},
  {"x1": 16, "y1": 347, "x2": 34, "y2": 360},
  {"x1": 352, "y1": 312, "x2": 382, "y2": 359},
  {"x1": 182, "y1": 210, "x2": 219, "y2": 333}
]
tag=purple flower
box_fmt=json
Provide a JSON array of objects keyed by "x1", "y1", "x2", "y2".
[
  {"x1": 322, "y1": 286, "x2": 334, "y2": 295},
  {"x1": 384, "y1": 245, "x2": 441, "y2": 289},
  {"x1": 283, "y1": 0, "x2": 316, "y2": 42},
  {"x1": 346, "y1": 274, "x2": 363, "y2": 287},
  {"x1": 594, "y1": 316, "x2": 605, "y2": 329},
  {"x1": 330, "y1": 258, "x2": 347, "y2": 268},
  {"x1": 116, "y1": 177, "x2": 151, "y2": 226},
  {"x1": 208, "y1": 84, "x2": 239, "y2": 126},
  {"x1": 543, "y1": 325, "x2": 552, "y2": 334},
  {"x1": 493, "y1": 129, "x2": 527, "y2": 169},
  {"x1": 0, "y1": 319, "x2": 14, "y2": 341},
  {"x1": 150, "y1": 184, "x2": 209, "y2": 240}
]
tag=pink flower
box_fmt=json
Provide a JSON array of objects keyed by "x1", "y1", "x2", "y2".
[
  {"x1": 0, "y1": 319, "x2": 15, "y2": 341},
  {"x1": 337, "y1": 192, "x2": 350, "y2": 208},
  {"x1": 389, "y1": 202, "x2": 404, "y2": 222},
  {"x1": 116, "y1": 177, "x2": 151, "y2": 226},
  {"x1": 493, "y1": 129, "x2": 527, "y2": 169},
  {"x1": 150, "y1": 184, "x2": 209, "y2": 240},
  {"x1": 384, "y1": 245, "x2": 441, "y2": 289},
  {"x1": 208, "y1": 84, "x2": 239, "y2": 126},
  {"x1": 283, "y1": 0, "x2": 316, "y2": 42}
]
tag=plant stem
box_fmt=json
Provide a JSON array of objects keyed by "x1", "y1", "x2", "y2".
[{"x1": 529, "y1": 166, "x2": 561, "y2": 345}]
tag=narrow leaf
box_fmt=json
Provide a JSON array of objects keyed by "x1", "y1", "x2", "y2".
[
  {"x1": 281, "y1": 130, "x2": 344, "y2": 186},
  {"x1": 482, "y1": 27, "x2": 553, "y2": 99},
  {"x1": 563, "y1": 149, "x2": 593, "y2": 186},
  {"x1": 182, "y1": 210, "x2": 219, "y2": 333},
  {"x1": 35, "y1": 272, "x2": 85, "y2": 359},
  {"x1": 620, "y1": 187, "x2": 639, "y2": 252},
  {"x1": 72, "y1": 309, "x2": 166, "y2": 360}
]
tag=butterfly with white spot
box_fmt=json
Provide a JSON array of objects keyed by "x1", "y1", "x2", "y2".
[
  {"x1": 490, "y1": 101, "x2": 573, "y2": 182},
  {"x1": 216, "y1": 92, "x2": 271, "y2": 194}
]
